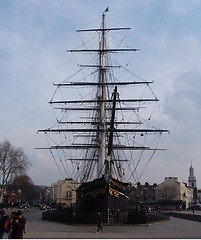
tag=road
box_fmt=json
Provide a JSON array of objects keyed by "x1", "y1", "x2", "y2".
[{"x1": 8, "y1": 208, "x2": 201, "y2": 239}]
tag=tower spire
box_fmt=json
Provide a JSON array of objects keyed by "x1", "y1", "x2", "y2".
[{"x1": 188, "y1": 163, "x2": 196, "y2": 188}]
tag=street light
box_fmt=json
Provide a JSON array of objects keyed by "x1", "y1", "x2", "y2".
[{"x1": 17, "y1": 189, "x2": 21, "y2": 205}]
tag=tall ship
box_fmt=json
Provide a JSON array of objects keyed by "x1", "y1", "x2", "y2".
[{"x1": 38, "y1": 9, "x2": 169, "y2": 223}]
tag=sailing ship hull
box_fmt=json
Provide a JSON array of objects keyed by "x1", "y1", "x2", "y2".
[{"x1": 76, "y1": 176, "x2": 129, "y2": 223}]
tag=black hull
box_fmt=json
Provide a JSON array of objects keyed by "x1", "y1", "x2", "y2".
[{"x1": 76, "y1": 176, "x2": 129, "y2": 223}]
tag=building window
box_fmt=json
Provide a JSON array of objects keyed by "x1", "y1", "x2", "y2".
[{"x1": 66, "y1": 191, "x2": 72, "y2": 198}]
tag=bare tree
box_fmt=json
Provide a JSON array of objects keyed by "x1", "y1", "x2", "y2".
[
  {"x1": 0, "y1": 140, "x2": 31, "y2": 194},
  {"x1": 156, "y1": 184, "x2": 179, "y2": 200}
]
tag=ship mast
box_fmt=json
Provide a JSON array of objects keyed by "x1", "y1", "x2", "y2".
[
  {"x1": 106, "y1": 86, "x2": 118, "y2": 178},
  {"x1": 97, "y1": 11, "x2": 107, "y2": 176},
  {"x1": 37, "y1": 10, "x2": 170, "y2": 184}
]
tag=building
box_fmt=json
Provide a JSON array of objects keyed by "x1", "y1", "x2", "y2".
[
  {"x1": 50, "y1": 178, "x2": 80, "y2": 208},
  {"x1": 1, "y1": 191, "x2": 19, "y2": 207},
  {"x1": 156, "y1": 177, "x2": 193, "y2": 209},
  {"x1": 188, "y1": 164, "x2": 197, "y2": 188},
  {"x1": 188, "y1": 164, "x2": 198, "y2": 204},
  {"x1": 128, "y1": 182, "x2": 158, "y2": 207}
]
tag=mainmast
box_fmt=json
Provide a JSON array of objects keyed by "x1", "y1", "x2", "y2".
[{"x1": 97, "y1": 10, "x2": 107, "y2": 177}]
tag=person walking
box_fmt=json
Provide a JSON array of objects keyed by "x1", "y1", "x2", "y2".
[
  {"x1": 10, "y1": 215, "x2": 21, "y2": 239},
  {"x1": 17, "y1": 210, "x2": 27, "y2": 238},
  {"x1": 8, "y1": 212, "x2": 16, "y2": 239},
  {"x1": 96, "y1": 212, "x2": 104, "y2": 233},
  {"x1": 116, "y1": 209, "x2": 120, "y2": 223},
  {"x1": 11, "y1": 210, "x2": 27, "y2": 239},
  {"x1": 1, "y1": 215, "x2": 11, "y2": 239},
  {"x1": 0, "y1": 209, "x2": 6, "y2": 238},
  {"x1": 109, "y1": 210, "x2": 115, "y2": 224},
  {"x1": 192, "y1": 205, "x2": 195, "y2": 214}
]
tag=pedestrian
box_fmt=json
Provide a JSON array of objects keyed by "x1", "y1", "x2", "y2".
[
  {"x1": 1, "y1": 215, "x2": 11, "y2": 239},
  {"x1": 11, "y1": 210, "x2": 27, "y2": 239},
  {"x1": 110, "y1": 210, "x2": 115, "y2": 224},
  {"x1": 192, "y1": 205, "x2": 195, "y2": 214},
  {"x1": 137, "y1": 203, "x2": 141, "y2": 213},
  {"x1": 10, "y1": 216, "x2": 21, "y2": 239},
  {"x1": 116, "y1": 209, "x2": 120, "y2": 223},
  {"x1": 0, "y1": 208, "x2": 6, "y2": 238},
  {"x1": 72, "y1": 211, "x2": 76, "y2": 224},
  {"x1": 17, "y1": 210, "x2": 27, "y2": 238},
  {"x1": 96, "y1": 212, "x2": 104, "y2": 233},
  {"x1": 8, "y1": 212, "x2": 16, "y2": 239}
]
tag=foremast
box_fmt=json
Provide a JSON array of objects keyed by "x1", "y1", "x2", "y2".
[{"x1": 106, "y1": 86, "x2": 118, "y2": 179}]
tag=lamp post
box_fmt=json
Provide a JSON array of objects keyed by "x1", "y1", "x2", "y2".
[{"x1": 17, "y1": 189, "x2": 21, "y2": 206}]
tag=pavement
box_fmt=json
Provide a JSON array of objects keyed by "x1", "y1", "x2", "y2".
[
  {"x1": 5, "y1": 208, "x2": 201, "y2": 239},
  {"x1": 24, "y1": 218, "x2": 201, "y2": 239},
  {"x1": 27, "y1": 210, "x2": 201, "y2": 239}
]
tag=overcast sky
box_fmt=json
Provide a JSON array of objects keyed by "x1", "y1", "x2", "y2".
[{"x1": 1, "y1": 0, "x2": 201, "y2": 187}]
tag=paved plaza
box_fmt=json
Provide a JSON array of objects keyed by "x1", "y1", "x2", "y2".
[{"x1": 16, "y1": 209, "x2": 201, "y2": 239}]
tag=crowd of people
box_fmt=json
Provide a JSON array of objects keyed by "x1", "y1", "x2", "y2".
[{"x1": 0, "y1": 209, "x2": 26, "y2": 239}]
